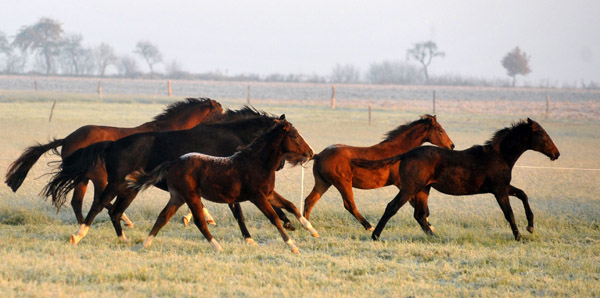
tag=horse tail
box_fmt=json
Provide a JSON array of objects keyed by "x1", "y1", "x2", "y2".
[
  {"x1": 125, "y1": 161, "x2": 174, "y2": 192},
  {"x1": 5, "y1": 138, "x2": 65, "y2": 192},
  {"x1": 41, "y1": 141, "x2": 113, "y2": 210},
  {"x1": 350, "y1": 154, "x2": 405, "y2": 170}
]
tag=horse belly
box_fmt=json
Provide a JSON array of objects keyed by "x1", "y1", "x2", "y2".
[
  {"x1": 351, "y1": 168, "x2": 389, "y2": 189},
  {"x1": 433, "y1": 169, "x2": 484, "y2": 195}
]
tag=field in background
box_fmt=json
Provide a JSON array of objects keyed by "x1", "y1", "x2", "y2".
[{"x1": 0, "y1": 87, "x2": 599, "y2": 296}]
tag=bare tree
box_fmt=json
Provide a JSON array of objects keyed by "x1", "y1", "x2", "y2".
[
  {"x1": 501, "y1": 47, "x2": 531, "y2": 87},
  {"x1": 406, "y1": 41, "x2": 445, "y2": 82},
  {"x1": 330, "y1": 63, "x2": 361, "y2": 83},
  {"x1": 134, "y1": 41, "x2": 162, "y2": 74},
  {"x1": 13, "y1": 17, "x2": 64, "y2": 74},
  {"x1": 118, "y1": 55, "x2": 140, "y2": 78},
  {"x1": 59, "y1": 34, "x2": 92, "y2": 75},
  {"x1": 165, "y1": 59, "x2": 190, "y2": 79},
  {"x1": 94, "y1": 43, "x2": 117, "y2": 76}
]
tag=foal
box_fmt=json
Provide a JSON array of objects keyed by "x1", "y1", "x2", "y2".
[
  {"x1": 352, "y1": 118, "x2": 560, "y2": 241},
  {"x1": 127, "y1": 119, "x2": 317, "y2": 253},
  {"x1": 304, "y1": 115, "x2": 454, "y2": 230}
]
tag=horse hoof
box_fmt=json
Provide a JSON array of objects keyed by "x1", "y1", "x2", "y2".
[
  {"x1": 143, "y1": 236, "x2": 154, "y2": 248},
  {"x1": 70, "y1": 235, "x2": 78, "y2": 245},
  {"x1": 429, "y1": 225, "x2": 436, "y2": 233},
  {"x1": 515, "y1": 234, "x2": 522, "y2": 241},
  {"x1": 245, "y1": 238, "x2": 259, "y2": 247},
  {"x1": 283, "y1": 222, "x2": 296, "y2": 231},
  {"x1": 371, "y1": 234, "x2": 380, "y2": 241},
  {"x1": 366, "y1": 226, "x2": 375, "y2": 232},
  {"x1": 291, "y1": 247, "x2": 300, "y2": 254},
  {"x1": 311, "y1": 231, "x2": 320, "y2": 238},
  {"x1": 125, "y1": 222, "x2": 134, "y2": 229},
  {"x1": 207, "y1": 219, "x2": 216, "y2": 226},
  {"x1": 526, "y1": 226, "x2": 534, "y2": 233},
  {"x1": 182, "y1": 217, "x2": 189, "y2": 227}
]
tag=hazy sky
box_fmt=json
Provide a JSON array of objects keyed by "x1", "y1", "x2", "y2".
[{"x1": 1, "y1": 0, "x2": 598, "y2": 84}]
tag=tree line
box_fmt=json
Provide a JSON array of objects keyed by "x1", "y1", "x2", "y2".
[{"x1": 1, "y1": 17, "x2": 595, "y2": 89}]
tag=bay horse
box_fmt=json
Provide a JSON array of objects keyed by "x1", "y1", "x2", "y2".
[
  {"x1": 5, "y1": 98, "x2": 223, "y2": 226},
  {"x1": 41, "y1": 108, "x2": 310, "y2": 245},
  {"x1": 352, "y1": 118, "x2": 560, "y2": 241},
  {"x1": 303, "y1": 115, "x2": 455, "y2": 230},
  {"x1": 127, "y1": 118, "x2": 317, "y2": 253}
]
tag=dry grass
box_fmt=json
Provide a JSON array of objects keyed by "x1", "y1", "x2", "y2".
[{"x1": 0, "y1": 95, "x2": 599, "y2": 297}]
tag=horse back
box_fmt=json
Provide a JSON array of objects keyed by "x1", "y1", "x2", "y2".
[{"x1": 62, "y1": 125, "x2": 145, "y2": 158}]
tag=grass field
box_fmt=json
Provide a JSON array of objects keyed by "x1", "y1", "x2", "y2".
[{"x1": 0, "y1": 92, "x2": 599, "y2": 297}]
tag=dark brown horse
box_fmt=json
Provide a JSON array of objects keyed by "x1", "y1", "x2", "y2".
[
  {"x1": 352, "y1": 118, "x2": 560, "y2": 241},
  {"x1": 127, "y1": 118, "x2": 316, "y2": 253},
  {"x1": 5, "y1": 98, "x2": 223, "y2": 226},
  {"x1": 303, "y1": 115, "x2": 455, "y2": 230}
]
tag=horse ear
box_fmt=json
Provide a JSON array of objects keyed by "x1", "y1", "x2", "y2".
[
  {"x1": 433, "y1": 115, "x2": 437, "y2": 121},
  {"x1": 279, "y1": 114, "x2": 286, "y2": 120}
]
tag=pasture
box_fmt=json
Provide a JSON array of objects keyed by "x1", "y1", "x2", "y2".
[{"x1": 0, "y1": 90, "x2": 599, "y2": 296}]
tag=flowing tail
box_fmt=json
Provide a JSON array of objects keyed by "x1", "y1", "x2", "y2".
[
  {"x1": 41, "y1": 141, "x2": 113, "y2": 210},
  {"x1": 5, "y1": 138, "x2": 65, "y2": 192},
  {"x1": 350, "y1": 154, "x2": 405, "y2": 170},
  {"x1": 125, "y1": 161, "x2": 174, "y2": 192}
]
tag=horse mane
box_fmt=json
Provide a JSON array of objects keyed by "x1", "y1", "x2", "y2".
[
  {"x1": 205, "y1": 105, "x2": 276, "y2": 124},
  {"x1": 382, "y1": 114, "x2": 434, "y2": 143},
  {"x1": 235, "y1": 122, "x2": 282, "y2": 156},
  {"x1": 152, "y1": 98, "x2": 216, "y2": 122},
  {"x1": 484, "y1": 119, "x2": 529, "y2": 149}
]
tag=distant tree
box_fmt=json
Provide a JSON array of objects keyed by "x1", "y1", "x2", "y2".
[
  {"x1": 406, "y1": 41, "x2": 445, "y2": 82},
  {"x1": 118, "y1": 55, "x2": 140, "y2": 78},
  {"x1": 165, "y1": 59, "x2": 190, "y2": 79},
  {"x1": 59, "y1": 34, "x2": 92, "y2": 75},
  {"x1": 13, "y1": 17, "x2": 64, "y2": 74},
  {"x1": 366, "y1": 60, "x2": 422, "y2": 84},
  {"x1": 94, "y1": 43, "x2": 117, "y2": 76},
  {"x1": 0, "y1": 31, "x2": 10, "y2": 55},
  {"x1": 501, "y1": 47, "x2": 531, "y2": 87},
  {"x1": 134, "y1": 41, "x2": 162, "y2": 74},
  {"x1": 330, "y1": 63, "x2": 361, "y2": 83}
]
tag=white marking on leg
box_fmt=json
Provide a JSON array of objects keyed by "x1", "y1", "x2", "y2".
[
  {"x1": 182, "y1": 211, "x2": 193, "y2": 227},
  {"x1": 286, "y1": 239, "x2": 299, "y2": 254},
  {"x1": 203, "y1": 207, "x2": 216, "y2": 225},
  {"x1": 121, "y1": 213, "x2": 134, "y2": 229},
  {"x1": 143, "y1": 235, "x2": 154, "y2": 248},
  {"x1": 245, "y1": 238, "x2": 258, "y2": 247},
  {"x1": 210, "y1": 238, "x2": 223, "y2": 251},
  {"x1": 70, "y1": 224, "x2": 89, "y2": 245},
  {"x1": 119, "y1": 234, "x2": 128, "y2": 242},
  {"x1": 300, "y1": 217, "x2": 320, "y2": 238}
]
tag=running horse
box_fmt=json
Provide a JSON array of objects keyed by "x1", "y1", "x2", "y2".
[
  {"x1": 127, "y1": 118, "x2": 316, "y2": 253},
  {"x1": 303, "y1": 115, "x2": 455, "y2": 230},
  {"x1": 41, "y1": 108, "x2": 315, "y2": 245},
  {"x1": 352, "y1": 118, "x2": 560, "y2": 241},
  {"x1": 5, "y1": 98, "x2": 223, "y2": 226}
]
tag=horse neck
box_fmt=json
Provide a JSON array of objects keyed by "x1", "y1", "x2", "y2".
[
  {"x1": 146, "y1": 109, "x2": 211, "y2": 132},
  {"x1": 242, "y1": 132, "x2": 285, "y2": 173},
  {"x1": 497, "y1": 130, "x2": 530, "y2": 168},
  {"x1": 372, "y1": 125, "x2": 428, "y2": 155}
]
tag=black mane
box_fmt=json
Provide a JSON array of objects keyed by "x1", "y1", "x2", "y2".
[
  {"x1": 382, "y1": 114, "x2": 434, "y2": 143},
  {"x1": 484, "y1": 119, "x2": 529, "y2": 149},
  {"x1": 153, "y1": 98, "x2": 216, "y2": 122},
  {"x1": 205, "y1": 105, "x2": 276, "y2": 124}
]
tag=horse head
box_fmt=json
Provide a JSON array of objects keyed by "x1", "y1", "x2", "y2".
[
  {"x1": 278, "y1": 115, "x2": 314, "y2": 166},
  {"x1": 424, "y1": 115, "x2": 455, "y2": 150},
  {"x1": 527, "y1": 118, "x2": 560, "y2": 160}
]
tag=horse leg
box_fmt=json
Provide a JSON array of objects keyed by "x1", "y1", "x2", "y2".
[
  {"x1": 269, "y1": 192, "x2": 319, "y2": 237},
  {"x1": 253, "y1": 197, "x2": 299, "y2": 254},
  {"x1": 509, "y1": 185, "x2": 534, "y2": 233},
  {"x1": 182, "y1": 206, "x2": 215, "y2": 227},
  {"x1": 272, "y1": 191, "x2": 295, "y2": 231},
  {"x1": 71, "y1": 182, "x2": 119, "y2": 245},
  {"x1": 70, "y1": 179, "x2": 88, "y2": 224},
  {"x1": 334, "y1": 181, "x2": 372, "y2": 230},
  {"x1": 108, "y1": 188, "x2": 139, "y2": 242},
  {"x1": 228, "y1": 203, "x2": 257, "y2": 246},
  {"x1": 413, "y1": 189, "x2": 434, "y2": 235},
  {"x1": 187, "y1": 195, "x2": 222, "y2": 251},
  {"x1": 372, "y1": 190, "x2": 411, "y2": 241},
  {"x1": 494, "y1": 192, "x2": 521, "y2": 241},
  {"x1": 303, "y1": 172, "x2": 332, "y2": 220},
  {"x1": 145, "y1": 192, "x2": 185, "y2": 248}
]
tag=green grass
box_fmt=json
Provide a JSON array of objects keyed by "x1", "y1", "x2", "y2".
[{"x1": 0, "y1": 95, "x2": 599, "y2": 297}]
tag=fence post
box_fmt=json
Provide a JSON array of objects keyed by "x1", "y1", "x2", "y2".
[
  {"x1": 247, "y1": 85, "x2": 251, "y2": 105},
  {"x1": 48, "y1": 99, "x2": 56, "y2": 122},
  {"x1": 546, "y1": 95, "x2": 550, "y2": 119},
  {"x1": 331, "y1": 84, "x2": 336, "y2": 109},
  {"x1": 167, "y1": 80, "x2": 172, "y2": 97},
  {"x1": 368, "y1": 104, "x2": 372, "y2": 126},
  {"x1": 98, "y1": 81, "x2": 103, "y2": 102},
  {"x1": 432, "y1": 90, "x2": 436, "y2": 115}
]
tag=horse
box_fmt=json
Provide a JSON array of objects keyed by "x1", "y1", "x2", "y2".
[
  {"x1": 126, "y1": 118, "x2": 317, "y2": 253},
  {"x1": 351, "y1": 118, "x2": 560, "y2": 241},
  {"x1": 41, "y1": 108, "x2": 311, "y2": 245},
  {"x1": 303, "y1": 114, "x2": 455, "y2": 230},
  {"x1": 5, "y1": 98, "x2": 223, "y2": 227}
]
